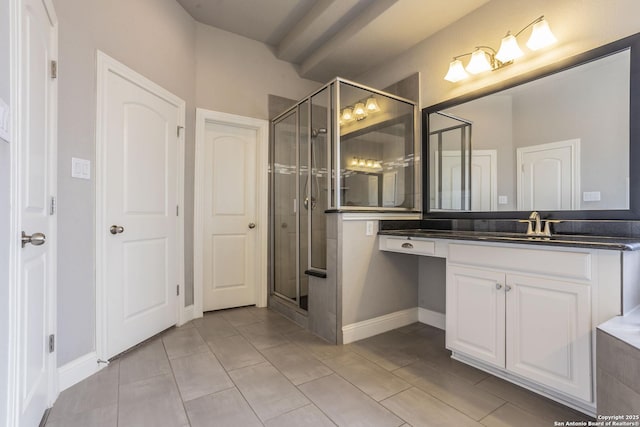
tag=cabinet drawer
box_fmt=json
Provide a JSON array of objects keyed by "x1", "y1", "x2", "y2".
[
  {"x1": 381, "y1": 236, "x2": 435, "y2": 256},
  {"x1": 448, "y1": 243, "x2": 592, "y2": 281}
]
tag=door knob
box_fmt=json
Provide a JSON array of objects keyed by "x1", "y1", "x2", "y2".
[
  {"x1": 110, "y1": 225, "x2": 125, "y2": 235},
  {"x1": 21, "y1": 231, "x2": 46, "y2": 248},
  {"x1": 248, "y1": 223, "x2": 256, "y2": 229}
]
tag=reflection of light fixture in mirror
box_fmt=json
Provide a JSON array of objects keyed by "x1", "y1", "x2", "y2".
[
  {"x1": 445, "y1": 15, "x2": 557, "y2": 82},
  {"x1": 341, "y1": 107, "x2": 354, "y2": 122},
  {"x1": 365, "y1": 97, "x2": 380, "y2": 113},
  {"x1": 350, "y1": 157, "x2": 383, "y2": 172},
  {"x1": 341, "y1": 96, "x2": 382, "y2": 125},
  {"x1": 353, "y1": 102, "x2": 367, "y2": 120}
]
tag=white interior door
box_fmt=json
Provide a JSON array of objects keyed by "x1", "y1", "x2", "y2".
[
  {"x1": 517, "y1": 140, "x2": 580, "y2": 211},
  {"x1": 436, "y1": 150, "x2": 497, "y2": 210},
  {"x1": 17, "y1": 0, "x2": 57, "y2": 425},
  {"x1": 202, "y1": 120, "x2": 258, "y2": 311},
  {"x1": 98, "y1": 54, "x2": 184, "y2": 359}
]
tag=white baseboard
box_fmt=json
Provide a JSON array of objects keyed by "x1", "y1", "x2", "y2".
[
  {"x1": 342, "y1": 308, "x2": 418, "y2": 344},
  {"x1": 58, "y1": 351, "x2": 102, "y2": 392},
  {"x1": 418, "y1": 308, "x2": 446, "y2": 330}
]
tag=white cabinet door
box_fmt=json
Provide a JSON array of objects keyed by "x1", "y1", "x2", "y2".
[
  {"x1": 446, "y1": 266, "x2": 506, "y2": 368},
  {"x1": 506, "y1": 274, "x2": 592, "y2": 402}
]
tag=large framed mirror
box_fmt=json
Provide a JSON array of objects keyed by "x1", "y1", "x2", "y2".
[{"x1": 423, "y1": 32, "x2": 640, "y2": 220}]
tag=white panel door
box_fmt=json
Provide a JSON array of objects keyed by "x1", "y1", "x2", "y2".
[
  {"x1": 517, "y1": 140, "x2": 580, "y2": 211},
  {"x1": 103, "y1": 65, "x2": 180, "y2": 358},
  {"x1": 17, "y1": 0, "x2": 57, "y2": 425},
  {"x1": 446, "y1": 266, "x2": 506, "y2": 368},
  {"x1": 437, "y1": 150, "x2": 497, "y2": 210},
  {"x1": 506, "y1": 274, "x2": 592, "y2": 402},
  {"x1": 202, "y1": 122, "x2": 257, "y2": 311}
]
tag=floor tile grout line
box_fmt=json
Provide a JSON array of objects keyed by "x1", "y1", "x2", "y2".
[
  {"x1": 294, "y1": 374, "x2": 359, "y2": 427},
  {"x1": 380, "y1": 385, "x2": 482, "y2": 424},
  {"x1": 477, "y1": 400, "x2": 509, "y2": 423},
  {"x1": 223, "y1": 362, "x2": 274, "y2": 426},
  {"x1": 162, "y1": 333, "x2": 211, "y2": 427}
]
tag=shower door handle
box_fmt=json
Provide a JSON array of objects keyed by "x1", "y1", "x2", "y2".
[{"x1": 248, "y1": 222, "x2": 256, "y2": 229}]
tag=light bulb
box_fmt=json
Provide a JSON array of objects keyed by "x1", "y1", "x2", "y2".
[
  {"x1": 496, "y1": 33, "x2": 524, "y2": 63},
  {"x1": 365, "y1": 97, "x2": 380, "y2": 113},
  {"x1": 444, "y1": 59, "x2": 469, "y2": 82},
  {"x1": 466, "y1": 49, "x2": 492, "y2": 74},
  {"x1": 526, "y1": 18, "x2": 557, "y2": 51},
  {"x1": 341, "y1": 108, "x2": 354, "y2": 122},
  {"x1": 353, "y1": 102, "x2": 367, "y2": 120}
]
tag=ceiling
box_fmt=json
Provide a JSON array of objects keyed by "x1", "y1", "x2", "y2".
[{"x1": 176, "y1": 0, "x2": 490, "y2": 82}]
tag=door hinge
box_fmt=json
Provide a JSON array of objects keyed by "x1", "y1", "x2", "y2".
[
  {"x1": 176, "y1": 284, "x2": 180, "y2": 296},
  {"x1": 50, "y1": 196, "x2": 56, "y2": 215},
  {"x1": 48, "y1": 334, "x2": 55, "y2": 353},
  {"x1": 50, "y1": 60, "x2": 57, "y2": 79},
  {"x1": 177, "y1": 126, "x2": 184, "y2": 137},
  {"x1": 176, "y1": 205, "x2": 179, "y2": 216}
]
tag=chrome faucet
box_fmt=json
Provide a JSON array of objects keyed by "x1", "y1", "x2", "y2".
[
  {"x1": 520, "y1": 211, "x2": 560, "y2": 237},
  {"x1": 529, "y1": 211, "x2": 542, "y2": 235}
]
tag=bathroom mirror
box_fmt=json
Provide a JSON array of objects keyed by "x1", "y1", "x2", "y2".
[{"x1": 423, "y1": 32, "x2": 640, "y2": 220}]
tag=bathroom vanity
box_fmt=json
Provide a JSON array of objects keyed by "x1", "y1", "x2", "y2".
[{"x1": 379, "y1": 229, "x2": 640, "y2": 416}]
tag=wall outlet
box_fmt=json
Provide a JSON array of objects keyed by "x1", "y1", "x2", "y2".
[
  {"x1": 498, "y1": 195, "x2": 508, "y2": 205},
  {"x1": 583, "y1": 191, "x2": 601, "y2": 202},
  {"x1": 366, "y1": 221, "x2": 374, "y2": 236}
]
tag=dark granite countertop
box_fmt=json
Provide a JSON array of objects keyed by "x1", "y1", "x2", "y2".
[{"x1": 378, "y1": 229, "x2": 640, "y2": 251}]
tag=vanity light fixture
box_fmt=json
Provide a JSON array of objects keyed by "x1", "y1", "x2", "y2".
[
  {"x1": 365, "y1": 96, "x2": 380, "y2": 113},
  {"x1": 350, "y1": 157, "x2": 382, "y2": 171},
  {"x1": 353, "y1": 102, "x2": 367, "y2": 120},
  {"x1": 445, "y1": 15, "x2": 557, "y2": 83},
  {"x1": 341, "y1": 107, "x2": 354, "y2": 122},
  {"x1": 341, "y1": 96, "x2": 381, "y2": 124}
]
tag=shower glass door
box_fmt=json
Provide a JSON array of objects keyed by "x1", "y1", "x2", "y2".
[{"x1": 273, "y1": 111, "x2": 298, "y2": 304}]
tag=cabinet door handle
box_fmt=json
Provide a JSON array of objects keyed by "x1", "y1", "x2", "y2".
[
  {"x1": 495, "y1": 283, "x2": 502, "y2": 290},
  {"x1": 505, "y1": 285, "x2": 512, "y2": 292},
  {"x1": 401, "y1": 242, "x2": 414, "y2": 249}
]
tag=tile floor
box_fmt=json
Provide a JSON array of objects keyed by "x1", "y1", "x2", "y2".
[{"x1": 46, "y1": 306, "x2": 592, "y2": 427}]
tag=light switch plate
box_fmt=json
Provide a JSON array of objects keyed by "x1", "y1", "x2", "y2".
[
  {"x1": 71, "y1": 157, "x2": 91, "y2": 180},
  {"x1": 366, "y1": 221, "x2": 374, "y2": 236},
  {"x1": 0, "y1": 97, "x2": 10, "y2": 143}
]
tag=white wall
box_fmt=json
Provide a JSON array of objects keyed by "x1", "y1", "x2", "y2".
[
  {"x1": 357, "y1": 0, "x2": 640, "y2": 108},
  {"x1": 341, "y1": 221, "x2": 418, "y2": 325},
  {"x1": 54, "y1": 0, "x2": 197, "y2": 366},
  {"x1": 195, "y1": 22, "x2": 320, "y2": 120},
  {"x1": 0, "y1": 0, "x2": 11, "y2": 420}
]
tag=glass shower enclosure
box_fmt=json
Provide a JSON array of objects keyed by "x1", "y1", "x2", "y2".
[{"x1": 271, "y1": 78, "x2": 417, "y2": 311}]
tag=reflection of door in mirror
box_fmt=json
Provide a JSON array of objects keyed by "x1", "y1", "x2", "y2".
[
  {"x1": 383, "y1": 172, "x2": 397, "y2": 207},
  {"x1": 517, "y1": 139, "x2": 580, "y2": 211},
  {"x1": 435, "y1": 150, "x2": 497, "y2": 211}
]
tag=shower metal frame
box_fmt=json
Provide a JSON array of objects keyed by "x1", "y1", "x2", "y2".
[{"x1": 270, "y1": 77, "x2": 419, "y2": 311}]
